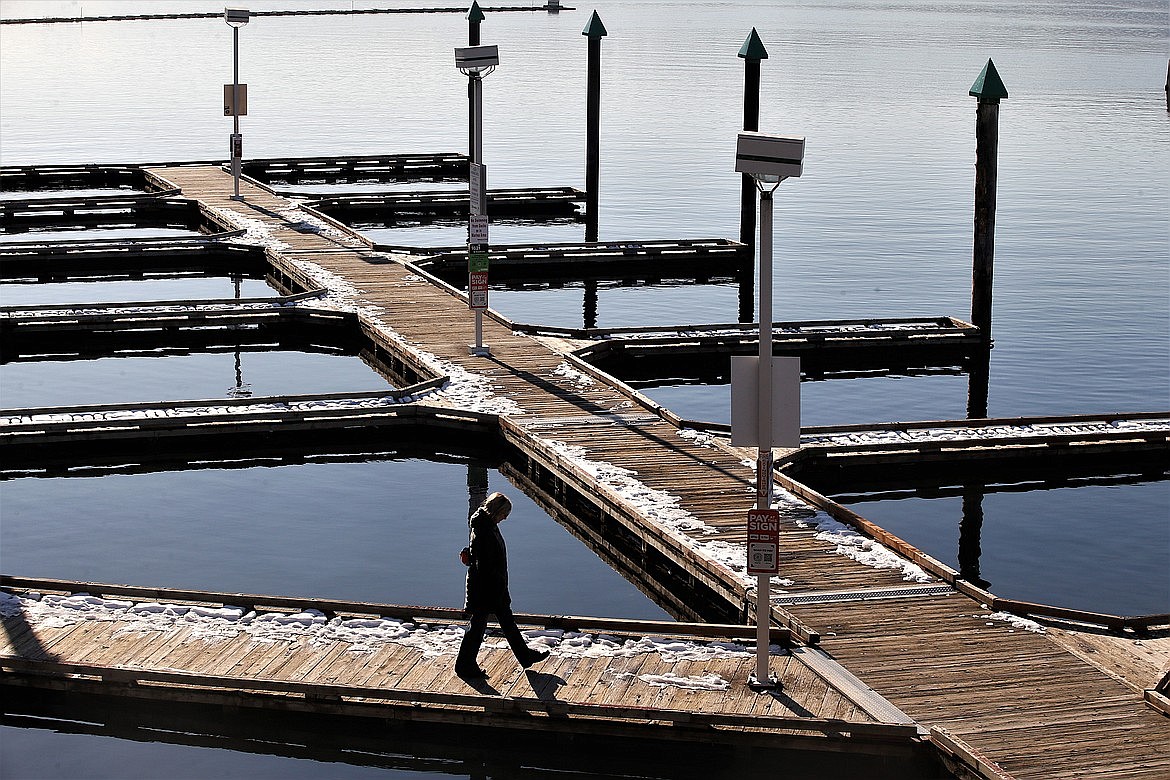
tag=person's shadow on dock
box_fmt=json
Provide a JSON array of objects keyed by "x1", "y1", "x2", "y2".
[
  {"x1": 460, "y1": 676, "x2": 500, "y2": 696},
  {"x1": 523, "y1": 669, "x2": 568, "y2": 701}
]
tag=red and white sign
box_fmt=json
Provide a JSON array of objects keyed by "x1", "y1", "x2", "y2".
[
  {"x1": 469, "y1": 271, "x2": 489, "y2": 310},
  {"x1": 746, "y1": 508, "x2": 780, "y2": 575}
]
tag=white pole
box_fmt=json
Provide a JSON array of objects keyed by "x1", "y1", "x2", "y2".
[
  {"x1": 472, "y1": 73, "x2": 484, "y2": 353},
  {"x1": 755, "y1": 188, "x2": 774, "y2": 685},
  {"x1": 232, "y1": 26, "x2": 241, "y2": 200}
]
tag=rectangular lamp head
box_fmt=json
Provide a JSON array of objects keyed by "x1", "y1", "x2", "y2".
[
  {"x1": 224, "y1": 7, "x2": 250, "y2": 25},
  {"x1": 455, "y1": 45, "x2": 500, "y2": 71},
  {"x1": 735, "y1": 132, "x2": 805, "y2": 179}
]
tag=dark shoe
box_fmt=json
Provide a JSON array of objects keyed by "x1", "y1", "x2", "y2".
[
  {"x1": 456, "y1": 665, "x2": 487, "y2": 680},
  {"x1": 521, "y1": 648, "x2": 550, "y2": 669}
]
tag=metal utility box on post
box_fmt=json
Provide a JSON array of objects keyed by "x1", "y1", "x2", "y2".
[{"x1": 733, "y1": 130, "x2": 804, "y2": 690}]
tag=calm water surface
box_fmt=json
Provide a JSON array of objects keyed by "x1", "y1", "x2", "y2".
[
  {"x1": 1, "y1": 0, "x2": 1167, "y2": 775},
  {"x1": 0, "y1": 350, "x2": 394, "y2": 407},
  {"x1": 1, "y1": 276, "x2": 273, "y2": 305}
]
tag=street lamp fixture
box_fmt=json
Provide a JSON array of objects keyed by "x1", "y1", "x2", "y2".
[
  {"x1": 735, "y1": 131, "x2": 803, "y2": 187},
  {"x1": 224, "y1": 7, "x2": 250, "y2": 200},
  {"x1": 455, "y1": 44, "x2": 499, "y2": 356},
  {"x1": 224, "y1": 6, "x2": 250, "y2": 26},
  {"x1": 455, "y1": 44, "x2": 499, "y2": 75},
  {"x1": 734, "y1": 130, "x2": 804, "y2": 690}
]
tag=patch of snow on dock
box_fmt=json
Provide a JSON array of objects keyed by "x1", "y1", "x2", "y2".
[
  {"x1": 540, "y1": 439, "x2": 811, "y2": 592},
  {"x1": 0, "y1": 590, "x2": 767, "y2": 664},
  {"x1": 802, "y1": 418, "x2": 1170, "y2": 448},
  {"x1": 0, "y1": 392, "x2": 428, "y2": 429},
  {"x1": 553, "y1": 361, "x2": 595, "y2": 388},
  {"x1": 797, "y1": 515, "x2": 932, "y2": 583},
  {"x1": 543, "y1": 440, "x2": 713, "y2": 536},
  {"x1": 612, "y1": 671, "x2": 732, "y2": 691},
  {"x1": 980, "y1": 611, "x2": 1046, "y2": 633}
]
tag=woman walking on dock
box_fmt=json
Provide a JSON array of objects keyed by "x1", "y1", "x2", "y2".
[{"x1": 455, "y1": 492, "x2": 550, "y2": 679}]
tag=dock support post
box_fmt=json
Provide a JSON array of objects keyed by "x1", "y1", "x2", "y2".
[
  {"x1": 583, "y1": 11, "x2": 607, "y2": 243},
  {"x1": 969, "y1": 59, "x2": 1007, "y2": 348},
  {"x1": 738, "y1": 30, "x2": 767, "y2": 251},
  {"x1": 959, "y1": 487, "x2": 989, "y2": 588},
  {"x1": 583, "y1": 280, "x2": 598, "y2": 329},
  {"x1": 468, "y1": 465, "x2": 489, "y2": 519},
  {"x1": 467, "y1": 2, "x2": 484, "y2": 160},
  {"x1": 967, "y1": 348, "x2": 990, "y2": 418}
]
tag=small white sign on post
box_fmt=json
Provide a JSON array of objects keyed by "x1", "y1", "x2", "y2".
[
  {"x1": 747, "y1": 508, "x2": 781, "y2": 575},
  {"x1": 223, "y1": 84, "x2": 248, "y2": 116},
  {"x1": 469, "y1": 215, "x2": 489, "y2": 244},
  {"x1": 730, "y1": 356, "x2": 801, "y2": 448},
  {"x1": 469, "y1": 163, "x2": 487, "y2": 216}
]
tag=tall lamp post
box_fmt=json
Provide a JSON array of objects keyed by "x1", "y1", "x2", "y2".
[
  {"x1": 734, "y1": 131, "x2": 804, "y2": 688},
  {"x1": 224, "y1": 7, "x2": 250, "y2": 200},
  {"x1": 455, "y1": 45, "x2": 499, "y2": 356}
]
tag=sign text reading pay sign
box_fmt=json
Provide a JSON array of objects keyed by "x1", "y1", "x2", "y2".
[{"x1": 746, "y1": 508, "x2": 780, "y2": 575}]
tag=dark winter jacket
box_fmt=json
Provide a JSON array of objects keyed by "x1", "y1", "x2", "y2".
[{"x1": 464, "y1": 506, "x2": 510, "y2": 612}]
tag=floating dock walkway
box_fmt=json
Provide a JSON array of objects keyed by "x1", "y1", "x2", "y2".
[{"x1": 2, "y1": 162, "x2": 1169, "y2": 779}]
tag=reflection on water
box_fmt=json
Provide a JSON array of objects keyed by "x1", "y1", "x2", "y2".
[
  {"x1": 0, "y1": 457, "x2": 670, "y2": 619},
  {"x1": 0, "y1": 350, "x2": 394, "y2": 408},
  {"x1": 833, "y1": 478, "x2": 1170, "y2": 616},
  {"x1": 0, "y1": 276, "x2": 273, "y2": 306},
  {"x1": 645, "y1": 372, "x2": 973, "y2": 427},
  {"x1": 0, "y1": 228, "x2": 201, "y2": 243}
]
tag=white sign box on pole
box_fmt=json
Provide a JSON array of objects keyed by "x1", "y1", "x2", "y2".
[
  {"x1": 469, "y1": 163, "x2": 487, "y2": 216},
  {"x1": 730, "y1": 356, "x2": 801, "y2": 448},
  {"x1": 223, "y1": 84, "x2": 248, "y2": 116},
  {"x1": 469, "y1": 215, "x2": 489, "y2": 244}
]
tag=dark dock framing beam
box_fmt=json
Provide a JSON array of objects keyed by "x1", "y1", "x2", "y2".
[
  {"x1": 550, "y1": 316, "x2": 983, "y2": 382},
  {"x1": 0, "y1": 192, "x2": 230, "y2": 235},
  {"x1": 0, "y1": 234, "x2": 260, "y2": 281},
  {"x1": 308, "y1": 187, "x2": 585, "y2": 222},
  {"x1": 399, "y1": 238, "x2": 750, "y2": 283},
  {"x1": 243, "y1": 153, "x2": 470, "y2": 186}
]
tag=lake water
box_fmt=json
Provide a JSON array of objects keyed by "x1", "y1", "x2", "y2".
[{"x1": 1, "y1": 0, "x2": 1167, "y2": 776}]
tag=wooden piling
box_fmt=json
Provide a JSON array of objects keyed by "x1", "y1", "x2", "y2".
[
  {"x1": 583, "y1": 11, "x2": 607, "y2": 243},
  {"x1": 738, "y1": 29, "x2": 767, "y2": 251},
  {"x1": 466, "y1": 3, "x2": 485, "y2": 161},
  {"x1": 969, "y1": 59, "x2": 1007, "y2": 347}
]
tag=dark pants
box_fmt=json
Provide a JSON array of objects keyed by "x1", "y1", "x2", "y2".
[{"x1": 456, "y1": 604, "x2": 531, "y2": 670}]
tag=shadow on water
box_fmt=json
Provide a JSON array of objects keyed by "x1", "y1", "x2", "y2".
[{"x1": 0, "y1": 687, "x2": 945, "y2": 780}]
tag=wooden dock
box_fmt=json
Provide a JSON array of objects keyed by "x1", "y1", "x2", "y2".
[
  {"x1": 400, "y1": 238, "x2": 750, "y2": 283},
  {"x1": 0, "y1": 578, "x2": 937, "y2": 778},
  {"x1": 308, "y1": 187, "x2": 585, "y2": 222},
  {"x1": 0, "y1": 233, "x2": 258, "y2": 281},
  {"x1": 0, "y1": 192, "x2": 226, "y2": 235},
  {"x1": 3, "y1": 162, "x2": 1169, "y2": 779},
  {"x1": 244, "y1": 152, "x2": 469, "y2": 186}
]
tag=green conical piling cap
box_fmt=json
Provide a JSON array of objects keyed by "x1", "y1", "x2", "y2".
[
  {"x1": 466, "y1": 1, "x2": 485, "y2": 23},
  {"x1": 738, "y1": 28, "x2": 768, "y2": 61},
  {"x1": 970, "y1": 58, "x2": 1009, "y2": 101},
  {"x1": 582, "y1": 10, "x2": 608, "y2": 38}
]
